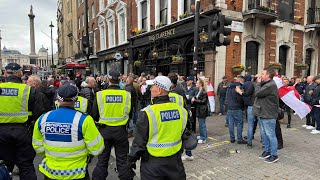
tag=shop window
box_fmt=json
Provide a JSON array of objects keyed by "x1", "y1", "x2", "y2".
[
  {"x1": 245, "y1": 41, "x2": 259, "y2": 75},
  {"x1": 279, "y1": 45, "x2": 289, "y2": 76},
  {"x1": 278, "y1": 0, "x2": 294, "y2": 21}
]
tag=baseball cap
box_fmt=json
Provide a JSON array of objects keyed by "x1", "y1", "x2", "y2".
[
  {"x1": 108, "y1": 69, "x2": 120, "y2": 80},
  {"x1": 313, "y1": 75, "x2": 320, "y2": 81},
  {"x1": 186, "y1": 76, "x2": 194, "y2": 81},
  {"x1": 56, "y1": 83, "x2": 78, "y2": 102},
  {"x1": 222, "y1": 76, "x2": 227, "y2": 79},
  {"x1": 5, "y1": 63, "x2": 22, "y2": 74},
  {"x1": 146, "y1": 76, "x2": 172, "y2": 91}
]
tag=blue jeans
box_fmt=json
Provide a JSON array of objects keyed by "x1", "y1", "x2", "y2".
[
  {"x1": 225, "y1": 110, "x2": 230, "y2": 125},
  {"x1": 219, "y1": 96, "x2": 226, "y2": 114},
  {"x1": 198, "y1": 118, "x2": 207, "y2": 140},
  {"x1": 258, "y1": 118, "x2": 278, "y2": 156},
  {"x1": 313, "y1": 107, "x2": 320, "y2": 131},
  {"x1": 133, "y1": 108, "x2": 138, "y2": 124},
  {"x1": 227, "y1": 109, "x2": 243, "y2": 142},
  {"x1": 127, "y1": 118, "x2": 134, "y2": 134},
  {"x1": 186, "y1": 150, "x2": 192, "y2": 156},
  {"x1": 247, "y1": 106, "x2": 254, "y2": 145}
]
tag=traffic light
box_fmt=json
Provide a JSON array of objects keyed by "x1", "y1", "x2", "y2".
[
  {"x1": 208, "y1": 17, "x2": 221, "y2": 43},
  {"x1": 218, "y1": 14, "x2": 232, "y2": 46}
]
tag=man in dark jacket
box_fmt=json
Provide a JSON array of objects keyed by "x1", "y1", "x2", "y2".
[
  {"x1": 184, "y1": 76, "x2": 197, "y2": 132},
  {"x1": 303, "y1": 76, "x2": 317, "y2": 130},
  {"x1": 80, "y1": 77, "x2": 96, "y2": 108},
  {"x1": 226, "y1": 76, "x2": 245, "y2": 144},
  {"x1": 125, "y1": 75, "x2": 138, "y2": 137},
  {"x1": 217, "y1": 76, "x2": 229, "y2": 115},
  {"x1": 236, "y1": 74, "x2": 255, "y2": 148},
  {"x1": 310, "y1": 75, "x2": 320, "y2": 134},
  {"x1": 253, "y1": 68, "x2": 279, "y2": 163}
]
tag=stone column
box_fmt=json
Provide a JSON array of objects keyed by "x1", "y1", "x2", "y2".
[{"x1": 28, "y1": 5, "x2": 36, "y2": 56}]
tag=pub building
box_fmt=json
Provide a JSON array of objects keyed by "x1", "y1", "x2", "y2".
[{"x1": 94, "y1": 9, "x2": 220, "y2": 78}]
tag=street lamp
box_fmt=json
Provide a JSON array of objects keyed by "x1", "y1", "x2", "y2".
[
  {"x1": 49, "y1": 21, "x2": 54, "y2": 67},
  {"x1": 199, "y1": 29, "x2": 209, "y2": 43}
]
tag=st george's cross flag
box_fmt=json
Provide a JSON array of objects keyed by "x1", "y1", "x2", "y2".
[
  {"x1": 273, "y1": 76, "x2": 312, "y2": 119},
  {"x1": 206, "y1": 81, "x2": 215, "y2": 113}
]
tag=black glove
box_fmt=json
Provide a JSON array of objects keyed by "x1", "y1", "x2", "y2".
[{"x1": 127, "y1": 161, "x2": 136, "y2": 170}]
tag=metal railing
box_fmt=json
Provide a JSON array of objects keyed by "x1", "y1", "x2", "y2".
[
  {"x1": 307, "y1": 8, "x2": 320, "y2": 24},
  {"x1": 247, "y1": 1, "x2": 275, "y2": 13}
]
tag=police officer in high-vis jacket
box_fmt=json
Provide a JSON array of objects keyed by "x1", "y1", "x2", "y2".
[
  {"x1": 0, "y1": 63, "x2": 44, "y2": 180},
  {"x1": 92, "y1": 70, "x2": 133, "y2": 180},
  {"x1": 128, "y1": 76, "x2": 188, "y2": 180},
  {"x1": 55, "y1": 95, "x2": 90, "y2": 114},
  {"x1": 32, "y1": 83, "x2": 104, "y2": 180}
]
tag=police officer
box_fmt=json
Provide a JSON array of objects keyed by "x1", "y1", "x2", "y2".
[
  {"x1": 92, "y1": 70, "x2": 133, "y2": 180},
  {"x1": 0, "y1": 63, "x2": 44, "y2": 180},
  {"x1": 32, "y1": 83, "x2": 104, "y2": 180},
  {"x1": 128, "y1": 76, "x2": 188, "y2": 180},
  {"x1": 55, "y1": 95, "x2": 90, "y2": 114}
]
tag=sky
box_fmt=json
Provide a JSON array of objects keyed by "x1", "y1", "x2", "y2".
[{"x1": 0, "y1": 0, "x2": 58, "y2": 55}]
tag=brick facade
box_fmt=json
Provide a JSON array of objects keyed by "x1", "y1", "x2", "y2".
[
  {"x1": 225, "y1": 32, "x2": 242, "y2": 79},
  {"x1": 264, "y1": 25, "x2": 277, "y2": 66}
]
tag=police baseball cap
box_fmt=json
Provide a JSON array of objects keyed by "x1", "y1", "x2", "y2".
[
  {"x1": 146, "y1": 76, "x2": 172, "y2": 92},
  {"x1": 108, "y1": 69, "x2": 120, "y2": 80},
  {"x1": 186, "y1": 76, "x2": 194, "y2": 81},
  {"x1": 5, "y1": 63, "x2": 22, "y2": 74},
  {"x1": 56, "y1": 83, "x2": 78, "y2": 102}
]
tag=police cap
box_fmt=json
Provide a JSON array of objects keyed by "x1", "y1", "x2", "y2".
[
  {"x1": 56, "y1": 83, "x2": 78, "y2": 102},
  {"x1": 5, "y1": 63, "x2": 22, "y2": 74},
  {"x1": 108, "y1": 69, "x2": 121, "y2": 80}
]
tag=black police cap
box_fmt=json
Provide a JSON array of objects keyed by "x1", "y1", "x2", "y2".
[
  {"x1": 108, "y1": 69, "x2": 120, "y2": 80},
  {"x1": 5, "y1": 63, "x2": 22, "y2": 74},
  {"x1": 56, "y1": 84, "x2": 78, "y2": 102}
]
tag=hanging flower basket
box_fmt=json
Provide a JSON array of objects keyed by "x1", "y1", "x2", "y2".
[
  {"x1": 268, "y1": 62, "x2": 282, "y2": 70},
  {"x1": 231, "y1": 64, "x2": 245, "y2": 73},
  {"x1": 134, "y1": 60, "x2": 142, "y2": 67},
  {"x1": 295, "y1": 63, "x2": 308, "y2": 70},
  {"x1": 171, "y1": 55, "x2": 184, "y2": 64}
]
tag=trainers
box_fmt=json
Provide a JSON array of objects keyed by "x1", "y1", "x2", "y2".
[
  {"x1": 264, "y1": 155, "x2": 279, "y2": 163},
  {"x1": 247, "y1": 144, "x2": 253, "y2": 149},
  {"x1": 302, "y1": 124, "x2": 308, "y2": 128},
  {"x1": 230, "y1": 139, "x2": 235, "y2": 143},
  {"x1": 218, "y1": 113, "x2": 222, "y2": 116},
  {"x1": 237, "y1": 139, "x2": 247, "y2": 144},
  {"x1": 198, "y1": 139, "x2": 206, "y2": 144},
  {"x1": 196, "y1": 136, "x2": 201, "y2": 140},
  {"x1": 310, "y1": 130, "x2": 320, "y2": 134},
  {"x1": 306, "y1": 126, "x2": 315, "y2": 130},
  {"x1": 225, "y1": 124, "x2": 228, "y2": 127},
  {"x1": 287, "y1": 124, "x2": 291, "y2": 128},
  {"x1": 259, "y1": 151, "x2": 271, "y2": 159},
  {"x1": 181, "y1": 154, "x2": 194, "y2": 161},
  {"x1": 278, "y1": 144, "x2": 283, "y2": 150}
]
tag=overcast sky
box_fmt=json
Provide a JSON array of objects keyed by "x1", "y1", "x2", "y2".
[{"x1": 0, "y1": 0, "x2": 57, "y2": 55}]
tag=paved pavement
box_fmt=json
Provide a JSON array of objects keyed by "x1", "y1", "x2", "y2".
[{"x1": 12, "y1": 113, "x2": 320, "y2": 179}]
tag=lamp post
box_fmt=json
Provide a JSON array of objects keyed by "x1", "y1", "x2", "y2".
[{"x1": 49, "y1": 21, "x2": 54, "y2": 67}]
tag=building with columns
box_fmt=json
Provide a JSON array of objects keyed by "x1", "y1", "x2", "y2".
[
  {"x1": 57, "y1": 0, "x2": 320, "y2": 90},
  {"x1": 1, "y1": 46, "x2": 30, "y2": 67}
]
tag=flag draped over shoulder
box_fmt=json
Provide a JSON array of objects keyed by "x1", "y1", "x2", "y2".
[
  {"x1": 207, "y1": 81, "x2": 215, "y2": 113},
  {"x1": 273, "y1": 76, "x2": 311, "y2": 119}
]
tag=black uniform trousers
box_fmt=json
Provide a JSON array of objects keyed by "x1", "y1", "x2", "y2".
[
  {"x1": 0, "y1": 124, "x2": 36, "y2": 180},
  {"x1": 92, "y1": 125, "x2": 131, "y2": 180},
  {"x1": 140, "y1": 151, "x2": 186, "y2": 180}
]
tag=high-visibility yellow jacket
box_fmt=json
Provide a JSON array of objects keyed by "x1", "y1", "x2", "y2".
[
  {"x1": 96, "y1": 89, "x2": 131, "y2": 126},
  {"x1": 55, "y1": 96, "x2": 89, "y2": 113},
  {"x1": 168, "y1": 92, "x2": 184, "y2": 107},
  {"x1": 0, "y1": 82, "x2": 30, "y2": 123},
  {"x1": 143, "y1": 102, "x2": 187, "y2": 157},
  {"x1": 32, "y1": 108, "x2": 104, "y2": 180}
]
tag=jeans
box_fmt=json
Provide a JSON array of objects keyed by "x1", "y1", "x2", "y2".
[
  {"x1": 219, "y1": 96, "x2": 226, "y2": 114},
  {"x1": 246, "y1": 106, "x2": 254, "y2": 145},
  {"x1": 133, "y1": 108, "x2": 138, "y2": 124},
  {"x1": 198, "y1": 118, "x2": 207, "y2": 140},
  {"x1": 127, "y1": 118, "x2": 134, "y2": 134},
  {"x1": 225, "y1": 110, "x2": 230, "y2": 125},
  {"x1": 286, "y1": 106, "x2": 291, "y2": 125},
  {"x1": 258, "y1": 118, "x2": 278, "y2": 156},
  {"x1": 186, "y1": 150, "x2": 192, "y2": 156},
  {"x1": 306, "y1": 109, "x2": 315, "y2": 127},
  {"x1": 313, "y1": 107, "x2": 320, "y2": 130},
  {"x1": 227, "y1": 109, "x2": 243, "y2": 142}
]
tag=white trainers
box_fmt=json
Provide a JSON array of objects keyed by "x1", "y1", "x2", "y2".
[
  {"x1": 197, "y1": 136, "x2": 201, "y2": 140},
  {"x1": 302, "y1": 124, "x2": 308, "y2": 128},
  {"x1": 198, "y1": 139, "x2": 206, "y2": 144},
  {"x1": 218, "y1": 113, "x2": 222, "y2": 116},
  {"x1": 310, "y1": 130, "x2": 320, "y2": 134},
  {"x1": 181, "y1": 154, "x2": 194, "y2": 161},
  {"x1": 306, "y1": 126, "x2": 315, "y2": 130}
]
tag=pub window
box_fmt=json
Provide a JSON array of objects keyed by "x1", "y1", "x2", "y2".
[
  {"x1": 160, "y1": 0, "x2": 168, "y2": 24},
  {"x1": 279, "y1": 45, "x2": 289, "y2": 76},
  {"x1": 278, "y1": 0, "x2": 294, "y2": 21},
  {"x1": 184, "y1": 0, "x2": 195, "y2": 13},
  {"x1": 245, "y1": 41, "x2": 259, "y2": 75},
  {"x1": 141, "y1": 1, "x2": 148, "y2": 30}
]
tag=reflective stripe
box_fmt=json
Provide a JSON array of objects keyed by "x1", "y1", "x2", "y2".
[
  {"x1": 148, "y1": 139, "x2": 182, "y2": 148},
  {"x1": 35, "y1": 147, "x2": 45, "y2": 153},
  {"x1": 45, "y1": 148, "x2": 87, "y2": 158},
  {"x1": 28, "y1": 111, "x2": 32, "y2": 116},
  {"x1": 40, "y1": 112, "x2": 51, "y2": 134},
  {"x1": 32, "y1": 138, "x2": 43, "y2": 146},
  {"x1": 45, "y1": 139, "x2": 85, "y2": 148},
  {"x1": 178, "y1": 95, "x2": 183, "y2": 107},
  {"x1": 21, "y1": 85, "x2": 29, "y2": 112},
  {"x1": 99, "y1": 115, "x2": 129, "y2": 121},
  {"x1": 97, "y1": 92, "x2": 104, "y2": 118},
  {"x1": 82, "y1": 98, "x2": 88, "y2": 112},
  {"x1": 181, "y1": 109, "x2": 187, "y2": 134},
  {"x1": 0, "y1": 112, "x2": 28, "y2": 117},
  {"x1": 145, "y1": 106, "x2": 158, "y2": 143},
  {"x1": 41, "y1": 161, "x2": 86, "y2": 176},
  {"x1": 71, "y1": 112, "x2": 82, "y2": 142},
  {"x1": 89, "y1": 143, "x2": 105, "y2": 155},
  {"x1": 124, "y1": 92, "x2": 130, "y2": 117},
  {"x1": 86, "y1": 135, "x2": 103, "y2": 148}
]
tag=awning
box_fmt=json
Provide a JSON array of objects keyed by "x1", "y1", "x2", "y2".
[{"x1": 65, "y1": 63, "x2": 86, "y2": 68}]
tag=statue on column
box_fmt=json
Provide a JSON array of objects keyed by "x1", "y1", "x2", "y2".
[{"x1": 30, "y1": 5, "x2": 33, "y2": 14}]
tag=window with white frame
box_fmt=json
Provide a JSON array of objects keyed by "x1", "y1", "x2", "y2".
[
  {"x1": 99, "y1": 23, "x2": 106, "y2": 50},
  {"x1": 117, "y1": 9, "x2": 127, "y2": 44},
  {"x1": 91, "y1": 3, "x2": 95, "y2": 19},
  {"x1": 107, "y1": 17, "x2": 115, "y2": 48},
  {"x1": 160, "y1": 0, "x2": 168, "y2": 24},
  {"x1": 88, "y1": 7, "x2": 91, "y2": 20},
  {"x1": 93, "y1": 30, "x2": 97, "y2": 54},
  {"x1": 99, "y1": 0, "x2": 104, "y2": 12},
  {"x1": 82, "y1": 13, "x2": 84, "y2": 27},
  {"x1": 108, "y1": 0, "x2": 116, "y2": 5},
  {"x1": 141, "y1": 1, "x2": 148, "y2": 30},
  {"x1": 78, "y1": 17, "x2": 81, "y2": 29}
]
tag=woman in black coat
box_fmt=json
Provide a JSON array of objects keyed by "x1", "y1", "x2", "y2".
[{"x1": 192, "y1": 79, "x2": 208, "y2": 144}]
